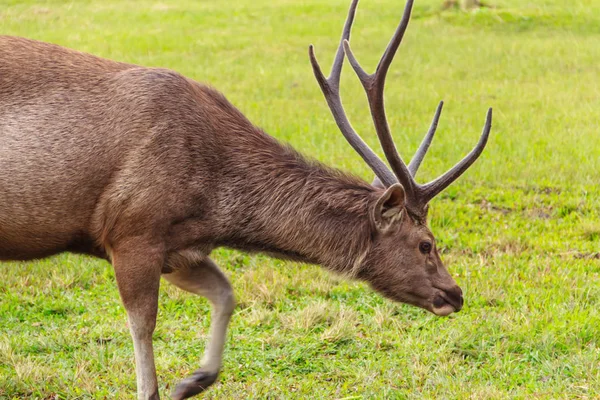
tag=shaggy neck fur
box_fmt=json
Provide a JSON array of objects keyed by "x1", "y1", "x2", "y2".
[{"x1": 215, "y1": 123, "x2": 377, "y2": 274}]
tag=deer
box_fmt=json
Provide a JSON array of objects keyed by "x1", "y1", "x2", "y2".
[{"x1": 0, "y1": 0, "x2": 492, "y2": 398}]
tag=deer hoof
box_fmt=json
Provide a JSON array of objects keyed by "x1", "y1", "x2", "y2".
[{"x1": 171, "y1": 369, "x2": 219, "y2": 399}]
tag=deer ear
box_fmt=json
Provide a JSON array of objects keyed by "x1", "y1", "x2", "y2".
[{"x1": 373, "y1": 183, "x2": 406, "y2": 232}]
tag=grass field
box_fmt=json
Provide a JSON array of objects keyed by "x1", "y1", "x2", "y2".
[{"x1": 1, "y1": 0, "x2": 600, "y2": 398}]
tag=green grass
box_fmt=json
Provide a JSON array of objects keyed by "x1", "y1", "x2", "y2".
[{"x1": 1, "y1": 0, "x2": 600, "y2": 398}]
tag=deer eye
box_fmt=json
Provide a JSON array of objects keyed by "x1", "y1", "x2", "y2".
[{"x1": 419, "y1": 241, "x2": 432, "y2": 254}]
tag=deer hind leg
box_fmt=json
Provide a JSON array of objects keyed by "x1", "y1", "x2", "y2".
[
  {"x1": 163, "y1": 251, "x2": 236, "y2": 400},
  {"x1": 111, "y1": 240, "x2": 164, "y2": 400}
]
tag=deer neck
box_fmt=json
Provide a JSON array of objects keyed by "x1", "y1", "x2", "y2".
[{"x1": 216, "y1": 133, "x2": 376, "y2": 274}]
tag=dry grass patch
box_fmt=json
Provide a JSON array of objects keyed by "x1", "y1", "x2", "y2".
[{"x1": 321, "y1": 307, "x2": 360, "y2": 343}]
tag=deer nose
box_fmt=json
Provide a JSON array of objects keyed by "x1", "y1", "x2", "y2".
[{"x1": 445, "y1": 286, "x2": 463, "y2": 311}]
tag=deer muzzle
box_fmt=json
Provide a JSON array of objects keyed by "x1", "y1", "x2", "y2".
[{"x1": 432, "y1": 285, "x2": 463, "y2": 316}]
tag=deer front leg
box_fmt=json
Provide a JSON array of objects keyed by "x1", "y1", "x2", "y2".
[
  {"x1": 112, "y1": 241, "x2": 164, "y2": 400},
  {"x1": 163, "y1": 252, "x2": 235, "y2": 400}
]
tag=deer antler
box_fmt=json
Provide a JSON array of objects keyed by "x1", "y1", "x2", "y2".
[
  {"x1": 308, "y1": 0, "x2": 397, "y2": 188},
  {"x1": 310, "y1": 0, "x2": 492, "y2": 218}
]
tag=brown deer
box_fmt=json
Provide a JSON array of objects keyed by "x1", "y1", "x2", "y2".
[{"x1": 0, "y1": 0, "x2": 491, "y2": 398}]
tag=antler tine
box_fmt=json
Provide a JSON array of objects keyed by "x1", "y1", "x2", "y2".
[
  {"x1": 308, "y1": 0, "x2": 397, "y2": 187},
  {"x1": 374, "y1": 0, "x2": 415, "y2": 87},
  {"x1": 408, "y1": 101, "x2": 444, "y2": 177},
  {"x1": 418, "y1": 108, "x2": 493, "y2": 204},
  {"x1": 342, "y1": 0, "x2": 417, "y2": 195},
  {"x1": 329, "y1": 0, "x2": 358, "y2": 85}
]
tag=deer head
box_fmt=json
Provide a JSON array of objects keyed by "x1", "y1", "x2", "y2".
[{"x1": 309, "y1": 0, "x2": 492, "y2": 316}]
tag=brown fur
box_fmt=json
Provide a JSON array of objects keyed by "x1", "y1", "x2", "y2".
[{"x1": 0, "y1": 36, "x2": 462, "y2": 399}]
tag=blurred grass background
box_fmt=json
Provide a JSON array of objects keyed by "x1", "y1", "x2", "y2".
[{"x1": 1, "y1": 0, "x2": 599, "y2": 398}]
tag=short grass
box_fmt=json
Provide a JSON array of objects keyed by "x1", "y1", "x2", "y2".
[{"x1": 1, "y1": 0, "x2": 600, "y2": 398}]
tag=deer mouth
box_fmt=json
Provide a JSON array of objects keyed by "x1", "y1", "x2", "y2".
[
  {"x1": 432, "y1": 296, "x2": 456, "y2": 316},
  {"x1": 431, "y1": 287, "x2": 464, "y2": 316}
]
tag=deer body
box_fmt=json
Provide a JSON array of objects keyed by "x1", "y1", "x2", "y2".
[
  {"x1": 1, "y1": 1, "x2": 492, "y2": 398},
  {"x1": 0, "y1": 35, "x2": 383, "y2": 399},
  {"x1": 0, "y1": 36, "x2": 180, "y2": 260},
  {"x1": 1, "y1": 35, "x2": 373, "y2": 267}
]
